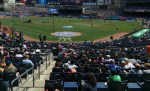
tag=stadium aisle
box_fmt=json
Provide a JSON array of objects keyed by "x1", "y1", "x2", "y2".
[{"x1": 14, "y1": 57, "x2": 55, "y2": 91}]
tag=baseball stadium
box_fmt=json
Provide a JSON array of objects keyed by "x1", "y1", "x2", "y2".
[{"x1": 0, "y1": 0, "x2": 150, "y2": 91}]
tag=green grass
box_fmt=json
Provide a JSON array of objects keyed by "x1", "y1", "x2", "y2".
[{"x1": 0, "y1": 16, "x2": 142, "y2": 42}]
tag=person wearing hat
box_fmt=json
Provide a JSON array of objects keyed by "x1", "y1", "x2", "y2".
[
  {"x1": 63, "y1": 63, "x2": 76, "y2": 73},
  {"x1": 4, "y1": 60, "x2": 17, "y2": 73},
  {"x1": 15, "y1": 54, "x2": 23, "y2": 58},
  {"x1": 35, "y1": 49, "x2": 41, "y2": 53},
  {"x1": 104, "y1": 55, "x2": 114, "y2": 63},
  {"x1": 63, "y1": 63, "x2": 72, "y2": 73}
]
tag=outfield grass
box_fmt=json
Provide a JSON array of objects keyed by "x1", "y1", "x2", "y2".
[{"x1": 0, "y1": 16, "x2": 142, "y2": 42}]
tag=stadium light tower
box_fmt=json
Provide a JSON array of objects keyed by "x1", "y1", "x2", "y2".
[
  {"x1": 11, "y1": 5, "x2": 14, "y2": 30},
  {"x1": 52, "y1": 5, "x2": 54, "y2": 33}
]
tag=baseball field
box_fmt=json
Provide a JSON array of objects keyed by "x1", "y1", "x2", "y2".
[{"x1": 0, "y1": 16, "x2": 142, "y2": 42}]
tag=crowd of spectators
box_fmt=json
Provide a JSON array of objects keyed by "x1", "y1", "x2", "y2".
[
  {"x1": 82, "y1": 6, "x2": 117, "y2": 17},
  {"x1": 125, "y1": 5, "x2": 150, "y2": 12},
  {"x1": 126, "y1": 0, "x2": 150, "y2": 3},
  {"x1": 0, "y1": 22, "x2": 46, "y2": 91},
  {"x1": 43, "y1": 24, "x2": 150, "y2": 90}
]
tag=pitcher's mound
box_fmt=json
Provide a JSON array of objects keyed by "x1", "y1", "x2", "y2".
[{"x1": 51, "y1": 32, "x2": 81, "y2": 37}]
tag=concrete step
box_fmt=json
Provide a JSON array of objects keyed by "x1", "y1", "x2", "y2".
[{"x1": 12, "y1": 58, "x2": 56, "y2": 91}]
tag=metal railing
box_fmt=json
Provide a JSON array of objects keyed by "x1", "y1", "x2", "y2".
[
  {"x1": 37, "y1": 49, "x2": 51, "y2": 80},
  {"x1": 10, "y1": 49, "x2": 52, "y2": 91},
  {"x1": 10, "y1": 67, "x2": 34, "y2": 91}
]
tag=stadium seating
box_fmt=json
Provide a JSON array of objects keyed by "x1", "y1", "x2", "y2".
[
  {"x1": 140, "y1": 80, "x2": 150, "y2": 91},
  {"x1": 3, "y1": 72, "x2": 19, "y2": 86},
  {"x1": 1, "y1": 4, "x2": 150, "y2": 90},
  {"x1": 45, "y1": 80, "x2": 62, "y2": 91},
  {"x1": 109, "y1": 81, "x2": 127, "y2": 91}
]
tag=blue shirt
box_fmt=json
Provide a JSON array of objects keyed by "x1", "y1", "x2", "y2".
[{"x1": 22, "y1": 59, "x2": 34, "y2": 67}]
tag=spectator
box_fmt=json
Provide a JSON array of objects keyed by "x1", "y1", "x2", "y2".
[
  {"x1": 81, "y1": 72, "x2": 97, "y2": 91},
  {"x1": 0, "y1": 67, "x2": 4, "y2": 72},
  {"x1": 0, "y1": 60, "x2": 5, "y2": 72},
  {"x1": 52, "y1": 59, "x2": 63, "y2": 72},
  {"x1": 130, "y1": 63, "x2": 143, "y2": 74},
  {"x1": 124, "y1": 58, "x2": 135, "y2": 69},
  {"x1": 120, "y1": 61, "x2": 126, "y2": 69},
  {"x1": 123, "y1": 63, "x2": 143, "y2": 74},
  {"x1": 107, "y1": 69, "x2": 121, "y2": 83},
  {"x1": 0, "y1": 56, "x2": 6, "y2": 68},
  {"x1": 22, "y1": 55, "x2": 34, "y2": 67},
  {"x1": 63, "y1": 63, "x2": 76, "y2": 73},
  {"x1": 104, "y1": 55, "x2": 114, "y2": 63},
  {"x1": 0, "y1": 43, "x2": 4, "y2": 57},
  {"x1": 54, "y1": 58, "x2": 62, "y2": 68},
  {"x1": 143, "y1": 63, "x2": 150, "y2": 74},
  {"x1": 14, "y1": 53, "x2": 23, "y2": 66},
  {"x1": 45, "y1": 82, "x2": 54, "y2": 91},
  {"x1": 80, "y1": 64, "x2": 91, "y2": 80},
  {"x1": 107, "y1": 60, "x2": 118, "y2": 70},
  {"x1": 70, "y1": 59, "x2": 78, "y2": 69},
  {"x1": 4, "y1": 60, "x2": 17, "y2": 73}
]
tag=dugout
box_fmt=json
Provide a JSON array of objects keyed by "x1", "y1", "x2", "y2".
[{"x1": 132, "y1": 28, "x2": 150, "y2": 38}]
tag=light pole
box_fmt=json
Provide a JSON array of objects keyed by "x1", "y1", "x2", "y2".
[
  {"x1": 52, "y1": 5, "x2": 54, "y2": 33},
  {"x1": 11, "y1": 5, "x2": 13, "y2": 24}
]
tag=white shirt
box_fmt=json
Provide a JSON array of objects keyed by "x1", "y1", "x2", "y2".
[{"x1": 125, "y1": 62, "x2": 135, "y2": 69}]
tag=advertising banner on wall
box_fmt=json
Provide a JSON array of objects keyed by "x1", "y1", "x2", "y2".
[
  {"x1": 104, "y1": 0, "x2": 111, "y2": 5},
  {"x1": 38, "y1": 0, "x2": 47, "y2": 4},
  {"x1": 97, "y1": 0, "x2": 104, "y2": 5},
  {"x1": 48, "y1": 8, "x2": 59, "y2": 13},
  {"x1": 47, "y1": 0, "x2": 97, "y2": 5}
]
